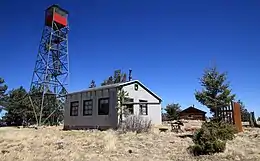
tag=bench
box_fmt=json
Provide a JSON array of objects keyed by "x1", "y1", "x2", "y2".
[{"x1": 159, "y1": 127, "x2": 168, "y2": 132}]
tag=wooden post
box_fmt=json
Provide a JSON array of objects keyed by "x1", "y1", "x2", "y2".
[
  {"x1": 249, "y1": 112, "x2": 258, "y2": 127},
  {"x1": 233, "y1": 102, "x2": 243, "y2": 132},
  {"x1": 249, "y1": 112, "x2": 254, "y2": 127}
]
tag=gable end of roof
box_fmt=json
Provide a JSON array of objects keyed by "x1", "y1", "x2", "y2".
[
  {"x1": 118, "y1": 80, "x2": 162, "y2": 102},
  {"x1": 180, "y1": 106, "x2": 206, "y2": 114}
]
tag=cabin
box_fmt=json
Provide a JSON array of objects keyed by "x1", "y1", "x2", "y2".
[
  {"x1": 63, "y1": 80, "x2": 162, "y2": 130},
  {"x1": 179, "y1": 106, "x2": 206, "y2": 121}
]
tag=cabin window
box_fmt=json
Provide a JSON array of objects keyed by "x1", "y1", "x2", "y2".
[
  {"x1": 188, "y1": 114, "x2": 193, "y2": 118},
  {"x1": 70, "y1": 101, "x2": 79, "y2": 116},
  {"x1": 83, "y1": 99, "x2": 93, "y2": 116},
  {"x1": 139, "y1": 100, "x2": 148, "y2": 115},
  {"x1": 54, "y1": 7, "x2": 67, "y2": 17},
  {"x1": 98, "y1": 98, "x2": 109, "y2": 115},
  {"x1": 124, "y1": 97, "x2": 134, "y2": 114}
]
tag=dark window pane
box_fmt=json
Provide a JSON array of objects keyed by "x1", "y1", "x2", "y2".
[
  {"x1": 124, "y1": 97, "x2": 134, "y2": 114},
  {"x1": 139, "y1": 100, "x2": 148, "y2": 115},
  {"x1": 127, "y1": 105, "x2": 134, "y2": 114},
  {"x1": 83, "y1": 100, "x2": 93, "y2": 116},
  {"x1": 70, "y1": 101, "x2": 79, "y2": 116},
  {"x1": 124, "y1": 97, "x2": 134, "y2": 103},
  {"x1": 98, "y1": 98, "x2": 109, "y2": 115}
]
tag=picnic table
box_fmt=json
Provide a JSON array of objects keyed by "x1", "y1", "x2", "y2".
[{"x1": 170, "y1": 121, "x2": 184, "y2": 133}]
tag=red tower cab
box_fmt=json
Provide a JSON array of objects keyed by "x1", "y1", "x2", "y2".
[{"x1": 45, "y1": 4, "x2": 68, "y2": 29}]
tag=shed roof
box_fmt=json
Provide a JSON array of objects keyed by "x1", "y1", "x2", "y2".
[
  {"x1": 67, "y1": 80, "x2": 162, "y2": 102},
  {"x1": 180, "y1": 106, "x2": 206, "y2": 114}
]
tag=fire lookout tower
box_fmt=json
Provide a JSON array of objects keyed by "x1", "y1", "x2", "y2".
[{"x1": 29, "y1": 4, "x2": 69, "y2": 125}]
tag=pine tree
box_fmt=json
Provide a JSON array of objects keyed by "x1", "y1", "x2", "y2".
[
  {"x1": 113, "y1": 70, "x2": 121, "y2": 84},
  {"x1": 29, "y1": 86, "x2": 63, "y2": 126},
  {"x1": 117, "y1": 88, "x2": 129, "y2": 126},
  {"x1": 107, "y1": 76, "x2": 114, "y2": 85},
  {"x1": 89, "y1": 80, "x2": 96, "y2": 88},
  {"x1": 101, "y1": 69, "x2": 128, "y2": 86},
  {"x1": 122, "y1": 73, "x2": 127, "y2": 82},
  {"x1": 195, "y1": 66, "x2": 235, "y2": 116},
  {"x1": 237, "y1": 100, "x2": 250, "y2": 122},
  {"x1": 3, "y1": 86, "x2": 33, "y2": 126},
  {"x1": 0, "y1": 78, "x2": 8, "y2": 104},
  {"x1": 3, "y1": 86, "x2": 63, "y2": 126},
  {"x1": 165, "y1": 103, "x2": 182, "y2": 120}
]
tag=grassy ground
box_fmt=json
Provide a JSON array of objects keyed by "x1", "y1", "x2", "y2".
[{"x1": 0, "y1": 125, "x2": 259, "y2": 161}]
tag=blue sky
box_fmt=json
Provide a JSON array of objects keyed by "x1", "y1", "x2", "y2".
[{"x1": 0, "y1": 0, "x2": 260, "y2": 117}]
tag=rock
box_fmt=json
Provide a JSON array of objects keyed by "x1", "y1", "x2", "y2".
[
  {"x1": 56, "y1": 141, "x2": 64, "y2": 149},
  {"x1": 1, "y1": 149, "x2": 10, "y2": 154}
]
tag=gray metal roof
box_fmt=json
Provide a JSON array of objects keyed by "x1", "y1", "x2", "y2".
[
  {"x1": 67, "y1": 83, "x2": 120, "y2": 95},
  {"x1": 67, "y1": 80, "x2": 162, "y2": 101}
]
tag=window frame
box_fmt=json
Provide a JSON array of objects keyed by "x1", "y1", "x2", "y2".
[
  {"x1": 139, "y1": 100, "x2": 148, "y2": 115},
  {"x1": 70, "y1": 101, "x2": 79, "y2": 116},
  {"x1": 124, "y1": 97, "x2": 134, "y2": 115},
  {"x1": 98, "y1": 97, "x2": 110, "y2": 115},
  {"x1": 83, "y1": 99, "x2": 93, "y2": 116}
]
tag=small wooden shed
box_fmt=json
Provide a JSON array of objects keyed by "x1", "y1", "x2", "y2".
[{"x1": 179, "y1": 106, "x2": 206, "y2": 121}]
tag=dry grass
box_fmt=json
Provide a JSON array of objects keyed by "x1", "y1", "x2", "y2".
[{"x1": 0, "y1": 125, "x2": 259, "y2": 161}]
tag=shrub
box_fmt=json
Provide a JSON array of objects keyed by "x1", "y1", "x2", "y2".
[
  {"x1": 188, "y1": 120, "x2": 237, "y2": 156},
  {"x1": 120, "y1": 115, "x2": 152, "y2": 133}
]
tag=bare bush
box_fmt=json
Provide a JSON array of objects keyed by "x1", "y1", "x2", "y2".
[{"x1": 120, "y1": 115, "x2": 152, "y2": 133}]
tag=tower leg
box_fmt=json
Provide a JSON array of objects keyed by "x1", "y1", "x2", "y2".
[{"x1": 29, "y1": 20, "x2": 69, "y2": 126}]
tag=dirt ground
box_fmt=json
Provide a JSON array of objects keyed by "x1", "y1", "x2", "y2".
[{"x1": 0, "y1": 125, "x2": 259, "y2": 161}]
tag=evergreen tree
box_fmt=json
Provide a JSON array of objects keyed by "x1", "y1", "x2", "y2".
[
  {"x1": 237, "y1": 100, "x2": 250, "y2": 122},
  {"x1": 165, "y1": 103, "x2": 182, "y2": 120},
  {"x1": 89, "y1": 80, "x2": 96, "y2": 88},
  {"x1": 107, "y1": 76, "x2": 114, "y2": 85},
  {"x1": 29, "y1": 86, "x2": 63, "y2": 126},
  {"x1": 101, "y1": 69, "x2": 128, "y2": 86},
  {"x1": 195, "y1": 66, "x2": 235, "y2": 116},
  {"x1": 113, "y1": 70, "x2": 122, "y2": 84},
  {"x1": 117, "y1": 88, "x2": 129, "y2": 125},
  {"x1": 101, "y1": 80, "x2": 108, "y2": 86},
  {"x1": 122, "y1": 73, "x2": 127, "y2": 82},
  {"x1": 2, "y1": 86, "x2": 34, "y2": 126},
  {"x1": 0, "y1": 78, "x2": 8, "y2": 106},
  {"x1": 3, "y1": 86, "x2": 63, "y2": 126}
]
